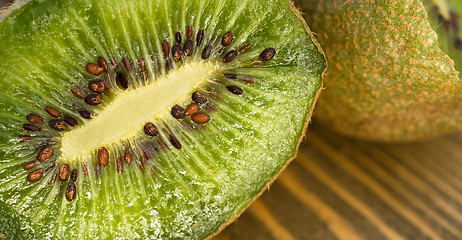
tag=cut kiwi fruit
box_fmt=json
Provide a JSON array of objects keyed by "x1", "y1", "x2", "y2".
[
  {"x1": 0, "y1": 0, "x2": 325, "y2": 239},
  {"x1": 297, "y1": 0, "x2": 462, "y2": 142}
]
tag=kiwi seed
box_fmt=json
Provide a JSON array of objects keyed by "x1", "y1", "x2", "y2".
[
  {"x1": 165, "y1": 59, "x2": 173, "y2": 71},
  {"x1": 37, "y1": 146, "x2": 54, "y2": 162},
  {"x1": 116, "y1": 72, "x2": 129, "y2": 89},
  {"x1": 157, "y1": 139, "x2": 169, "y2": 152},
  {"x1": 223, "y1": 50, "x2": 238, "y2": 62},
  {"x1": 138, "y1": 58, "x2": 146, "y2": 72},
  {"x1": 183, "y1": 40, "x2": 194, "y2": 56},
  {"x1": 169, "y1": 134, "x2": 182, "y2": 149},
  {"x1": 89, "y1": 80, "x2": 105, "y2": 93},
  {"x1": 79, "y1": 109, "x2": 93, "y2": 119},
  {"x1": 205, "y1": 104, "x2": 217, "y2": 112},
  {"x1": 23, "y1": 124, "x2": 41, "y2": 132},
  {"x1": 45, "y1": 106, "x2": 61, "y2": 118},
  {"x1": 186, "y1": 103, "x2": 199, "y2": 116},
  {"x1": 27, "y1": 169, "x2": 44, "y2": 182},
  {"x1": 226, "y1": 85, "x2": 243, "y2": 95},
  {"x1": 175, "y1": 32, "x2": 182, "y2": 44},
  {"x1": 63, "y1": 115, "x2": 78, "y2": 127},
  {"x1": 84, "y1": 94, "x2": 102, "y2": 106},
  {"x1": 192, "y1": 91, "x2": 207, "y2": 104},
  {"x1": 71, "y1": 87, "x2": 86, "y2": 99},
  {"x1": 86, "y1": 63, "x2": 103, "y2": 76},
  {"x1": 196, "y1": 29, "x2": 205, "y2": 47},
  {"x1": 144, "y1": 122, "x2": 159, "y2": 137},
  {"x1": 186, "y1": 26, "x2": 194, "y2": 40},
  {"x1": 49, "y1": 119, "x2": 66, "y2": 131},
  {"x1": 97, "y1": 147, "x2": 109, "y2": 168},
  {"x1": 98, "y1": 56, "x2": 108, "y2": 73},
  {"x1": 259, "y1": 48, "x2": 276, "y2": 61},
  {"x1": 23, "y1": 161, "x2": 37, "y2": 170},
  {"x1": 241, "y1": 75, "x2": 254, "y2": 84},
  {"x1": 59, "y1": 164, "x2": 70, "y2": 181},
  {"x1": 162, "y1": 40, "x2": 170, "y2": 58},
  {"x1": 27, "y1": 114, "x2": 45, "y2": 125},
  {"x1": 239, "y1": 43, "x2": 251, "y2": 53},
  {"x1": 66, "y1": 182, "x2": 76, "y2": 201},
  {"x1": 221, "y1": 31, "x2": 233, "y2": 46},
  {"x1": 122, "y1": 57, "x2": 132, "y2": 72},
  {"x1": 70, "y1": 169, "x2": 78, "y2": 182},
  {"x1": 202, "y1": 45, "x2": 213, "y2": 59},
  {"x1": 171, "y1": 105, "x2": 186, "y2": 119},
  {"x1": 223, "y1": 73, "x2": 237, "y2": 79},
  {"x1": 191, "y1": 113, "x2": 210, "y2": 123},
  {"x1": 116, "y1": 157, "x2": 123, "y2": 173},
  {"x1": 172, "y1": 45, "x2": 183, "y2": 62},
  {"x1": 208, "y1": 92, "x2": 220, "y2": 100},
  {"x1": 124, "y1": 151, "x2": 132, "y2": 165}
]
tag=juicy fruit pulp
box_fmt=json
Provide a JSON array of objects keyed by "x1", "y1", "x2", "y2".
[
  {"x1": 299, "y1": 0, "x2": 462, "y2": 142},
  {"x1": 0, "y1": 0, "x2": 325, "y2": 239}
]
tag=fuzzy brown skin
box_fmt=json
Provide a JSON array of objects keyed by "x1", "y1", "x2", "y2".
[{"x1": 297, "y1": 0, "x2": 462, "y2": 142}]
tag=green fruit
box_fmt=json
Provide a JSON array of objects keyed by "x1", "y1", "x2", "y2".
[
  {"x1": 297, "y1": 0, "x2": 462, "y2": 142},
  {"x1": 0, "y1": 0, "x2": 325, "y2": 239}
]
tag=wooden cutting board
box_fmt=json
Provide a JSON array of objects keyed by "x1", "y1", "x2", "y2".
[{"x1": 215, "y1": 121, "x2": 462, "y2": 240}]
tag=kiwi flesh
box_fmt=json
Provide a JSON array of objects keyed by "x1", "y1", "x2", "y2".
[
  {"x1": 297, "y1": 0, "x2": 462, "y2": 142},
  {"x1": 0, "y1": 0, "x2": 325, "y2": 239}
]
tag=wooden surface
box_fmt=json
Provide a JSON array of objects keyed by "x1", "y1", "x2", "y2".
[{"x1": 214, "y1": 121, "x2": 462, "y2": 240}]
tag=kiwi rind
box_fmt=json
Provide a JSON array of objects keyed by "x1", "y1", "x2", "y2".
[
  {"x1": 0, "y1": 0, "x2": 325, "y2": 239},
  {"x1": 298, "y1": 0, "x2": 462, "y2": 142}
]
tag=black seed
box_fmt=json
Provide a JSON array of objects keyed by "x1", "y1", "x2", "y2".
[
  {"x1": 79, "y1": 109, "x2": 93, "y2": 119},
  {"x1": 116, "y1": 72, "x2": 129, "y2": 89},
  {"x1": 175, "y1": 31, "x2": 182, "y2": 44},
  {"x1": 171, "y1": 105, "x2": 186, "y2": 119},
  {"x1": 49, "y1": 119, "x2": 66, "y2": 131},
  {"x1": 223, "y1": 50, "x2": 238, "y2": 63},
  {"x1": 63, "y1": 115, "x2": 78, "y2": 127},
  {"x1": 71, "y1": 87, "x2": 85, "y2": 99},
  {"x1": 221, "y1": 31, "x2": 233, "y2": 46},
  {"x1": 187, "y1": 26, "x2": 194, "y2": 40},
  {"x1": 59, "y1": 164, "x2": 70, "y2": 181},
  {"x1": 124, "y1": 151, "x2": 132, "y2": 165},
  {"x1": 258, "y1": 48, "x2": 276, "y2": 61},
  {"x1": 223, "y1": 73, "x2": 238, "y2": 79},
  {"x1": 27, "y1": 114, "x2": 44, "y2": 125},
  {"x1": 239, "y1": 43, "x2": 251, "y2": 53},
  {"x1": 89, "y1": 80, "x2": 105, "y2": 93},
  {"x1": 192, "y1": 91, "x2": 207, "y2": 104},
  {"x1": 85, "y1": 94, "x2": 102, "y2": 106},
  {"x1": 37, "y1": 146, "x2": 54, "y2": 162},
  {"x1": 166, "y1": 59, "x2": 173, "y2": 71},
  {"x1": 196, "y1": 29, "x2": 205, "y2": 47},
  {"x1": 169, "y1": 134, "x2": 182, "y2": 149},
  {"x1": 66, "y1": 182, "x2": 76, "y2": 201},
  {"x1": 202, "y1": 45, "x2": 213, "y2": 59},
  {"x1": 226, "y1": 85, "x2": 243, "y2": 95},
  {"x1": 27, "y1": 169, "x2": 43, "y2": 182},
  {"x1": 162, "y1": 40, "x2": 170, "y2": 58},
  {"x1": 116, "y1": 157, "x2": 123, "y2": 173},
  {"x1": 122, "y1": 57, "x2": 132, "y2": 72},
  {"x1": 144, "y1": 122, "x2": 159, "y2": 137},
  {"x1": 172, "y1": 44, "x2": 183, "y2": 62},
  {"x1": 23, "y1": 123, "x2": 41, "y2": 132},
  {"x1": 183, "y1": 40, "x2": 194, "y2": 56},
  {"x1": 98, "y1": 56, "x2": 108, "y2": 73},
  {"x1": 45, "y1": 106, "x2": 61, "y2": 118},
  {"x1": 70, "y1": 169, "x2": 78, "y2": 182},
  {"x1": 138, "y1": 58, "x2": 146, "y2": 72},
  {"x1": 455, "y1": 38, "x2": 462, "y2": 50}
]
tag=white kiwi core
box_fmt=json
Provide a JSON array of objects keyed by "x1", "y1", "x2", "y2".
[{"x1": 60, "y1": 62, "x2": 218, "y2": 162}]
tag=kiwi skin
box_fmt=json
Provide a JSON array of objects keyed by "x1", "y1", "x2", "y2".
[{"x1": 297, "y1": 0, "x2": 462, "y2": 142}]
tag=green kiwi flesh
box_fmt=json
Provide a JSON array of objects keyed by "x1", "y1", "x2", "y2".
[
  {"x1": 298, "y1": 0, "x2": 462, "y2": 142},
  {"x1": 0, "y1": 0, "x2": 325, "y2": 239}
]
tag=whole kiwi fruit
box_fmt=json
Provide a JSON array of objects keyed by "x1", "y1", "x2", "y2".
[
  {"x1": 0, "y1": 0, "x2": 326, "y2": 239},
  {"x1": 297, "y1": 0, "x2": 462, "y2": 142}
]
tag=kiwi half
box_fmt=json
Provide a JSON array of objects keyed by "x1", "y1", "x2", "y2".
[
  {"x1": 297, "y1": 0, "x2": 462, "y2": 142},
  {"x1": 0, "y1": 0, "x2": 325, "y2": 239}
]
